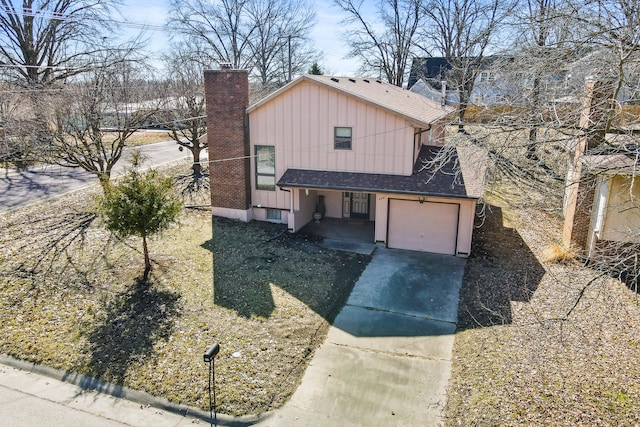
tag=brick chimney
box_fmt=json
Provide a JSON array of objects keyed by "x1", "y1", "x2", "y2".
[
  {"x1": 578, "y1": 78, "x2": 615, "y2": 151},
  {"x1": 562, "y1": 78, "x2": 615, "y2": 250},
  {"x1": 204, "y1": 69, "x2": 251, "y2": 221}
]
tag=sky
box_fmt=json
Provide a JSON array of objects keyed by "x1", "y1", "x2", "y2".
[{"x1": 121, "y1": 0, "x2": 362, "y2": 76}]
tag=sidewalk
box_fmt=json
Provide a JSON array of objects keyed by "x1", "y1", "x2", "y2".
[
  {"x1": 0, "y1": 356, "x2": 260, "y2": 427},
  {"x1": 0, "y1": 362, "x2": 200, "y2": 426}
]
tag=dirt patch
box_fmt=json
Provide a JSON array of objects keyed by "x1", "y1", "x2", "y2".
[
  {"x1": 446, "y1": 178, "x2": 640, "y2": 425},
  {"x1": 0, "y1": 164, "x2": 370, "y2": 416}
]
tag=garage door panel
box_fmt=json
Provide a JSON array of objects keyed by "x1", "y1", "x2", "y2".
[{"x1": 388, "y1": 200, "x2": 459, "y2": 254}]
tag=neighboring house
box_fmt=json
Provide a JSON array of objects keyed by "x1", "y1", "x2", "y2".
[
  {"x1": 407, "y1": 56, "x2": 582, "y2": 108},
  {"x1": 408, "y1": 56, "x2": 536, "y2": 106},
  {"x1": 204, "y1": 70, "x2": 486, "y2": 256},
  {"x1": 563, "y1": 80, "x2": 640, "y2": 259},
  {"x1": 409, "y1": 54, "x2": 640, "y2": 109}
]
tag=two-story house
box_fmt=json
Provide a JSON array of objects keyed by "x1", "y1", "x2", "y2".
[{"x1": 204, "y1": 69, "x2": 485, "y2": 256}]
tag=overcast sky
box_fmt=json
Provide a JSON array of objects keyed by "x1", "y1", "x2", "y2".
[{"x1": 121, "y1": 0, "x2": 362, "y2": 76}]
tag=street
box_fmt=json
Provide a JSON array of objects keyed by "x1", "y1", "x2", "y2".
[{"x1": 0, "y1": 140, "x2": 190, "y2": 213}]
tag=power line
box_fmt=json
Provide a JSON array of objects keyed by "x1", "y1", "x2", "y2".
[
  {"x1": 0, "y1": 4, "x2": 167, "y2": 31},
  {"x1": 202, "y1": 125, "x2": 415, "y2": 166}
]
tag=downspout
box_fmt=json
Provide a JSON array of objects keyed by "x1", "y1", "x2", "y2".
[{"x1": 413, "y1": 125, "x2": 432, "y2": 158}]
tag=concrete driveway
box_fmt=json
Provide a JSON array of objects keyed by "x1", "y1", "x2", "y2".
[{"x1": 258, "y1": 247, "x2": 466, "y2": 426}]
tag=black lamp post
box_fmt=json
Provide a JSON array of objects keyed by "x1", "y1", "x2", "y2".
[{"x1": 203, "y1": 343, "x2": 220, "y2": 427}]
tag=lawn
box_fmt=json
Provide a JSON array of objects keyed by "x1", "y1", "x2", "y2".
[
  {"x1": 120, "y1": 129, "x2": 173, "y2": 146},
  {"x1": 445, "y1": 175, "x2": 640, "y2": 425},
  {"x1": 0, "y1": 165, "x2": 370, "y2": 416}
]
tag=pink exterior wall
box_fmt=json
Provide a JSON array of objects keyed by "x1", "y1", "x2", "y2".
[
  {"x1": 424, "y1": 120, "x2": 446, "y2": 147},
  {"x1": 319, "y1": 191, "x2": 343, "y2": 218},
  {"x1": 288, "y1": 188, "x2": 317, "y2": 232},
  {"x1": 249, "y1": 81, "x2": 416, "y2": 211}
]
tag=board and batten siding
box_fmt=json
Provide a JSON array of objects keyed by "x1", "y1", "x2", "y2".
[{"x1": 250, "y1": 81, "x2": 416, "y2": 211}]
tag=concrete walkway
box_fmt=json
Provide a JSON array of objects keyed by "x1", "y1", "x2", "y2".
[{"x1": 257, "y1": 247, "x2": 466, "y2": 426}]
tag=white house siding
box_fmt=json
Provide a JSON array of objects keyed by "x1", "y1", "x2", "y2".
[{"x1": 249, "y1": 81, "x2": 416, "y2": 212}]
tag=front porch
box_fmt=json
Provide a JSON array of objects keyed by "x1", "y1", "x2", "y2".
[
  {"x1": 301, "y1": 217, "x2": 375, "y2": 244},
  {"x1": 301, "y1": 217, "x2": 377, "y2": 255}
]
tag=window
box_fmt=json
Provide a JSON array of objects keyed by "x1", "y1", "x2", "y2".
[
  {"x1": 334, "y1": 127, "x2": 352, "y2": 150},
  {"x1": 255, "y1": 145, "x2": 275, "y2": 190},
  {"x1": 266, "y1": 208, "x2": 281, "y2": 221}
]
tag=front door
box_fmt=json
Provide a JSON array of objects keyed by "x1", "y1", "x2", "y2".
[{"x1": 350, "y1": 192, "x2": 370, "y2": 220}]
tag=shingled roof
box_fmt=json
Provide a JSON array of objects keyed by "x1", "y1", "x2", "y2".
[
  {"x1": 277, "y1": 145, "x2": 486, "y2": 199},
  {"x1": 248, "y1": 74, "x2": 454, "y2": 128}
]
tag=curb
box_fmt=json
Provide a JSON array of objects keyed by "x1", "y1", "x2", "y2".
[{"x1": 0, "y1": 354, "x2": 270, "y2": 427}]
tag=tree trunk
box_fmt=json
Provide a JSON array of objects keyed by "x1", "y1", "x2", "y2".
[
  {"x1": 527, "y1": 74, "x2": 541, "y2": 160},
  {"x1": 192, "y1": 146, "x2": 202, "y2": 176},
  {"x1": 143, "y1": 234, "x2": 151, "y2": 280},
  {"x1": 458, "y1": 102, "x2": 467, "y2": 133},
  {"x1": 527, "y1": 127, "x2": 538, "y2": 160},
  {"x1": 98, "y1": 171, "x2": 111, "y2": 192}
]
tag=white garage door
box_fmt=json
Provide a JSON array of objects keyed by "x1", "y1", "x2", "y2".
[{"x1": 388, "y1": 199, "x2": 459, "y2": 254}]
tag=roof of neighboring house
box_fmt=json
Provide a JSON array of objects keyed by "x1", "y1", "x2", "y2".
[
  {"x1": 407, "y1": 56, "x2": 525, "y2": 90},
  {"x1": 277, "y1": 145, "x2": 486, "y2": 199},
  {"x1": 409, "y1": 78, "x2": 460, "y2": 105},
  {"x1": 407, "y1": 57, "x2": 452, "y2": 89},
  {"x1": 248, "y1": 74, "x2": 454, "y2": 129},
  {"x1": 582, "y1": 154, "x2": 638, "y2": 175}
]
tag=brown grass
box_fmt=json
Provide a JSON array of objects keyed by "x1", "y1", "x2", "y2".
[
  {"x1": 541, "y1": 244, "x2": 576, "y2": 264},
  {"x1": 120, "y1": 130, "x2": 172, "y2": 147},
  {"x1": 0, "y1": 163, "x2": 369, "y2": 416}
]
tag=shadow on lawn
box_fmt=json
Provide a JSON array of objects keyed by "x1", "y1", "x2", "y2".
[
  {"x1": 82, "y1": 277, "x2": 180, "y2": 384},
  {"x1": 456, "y1": 204, "x2": 546, "y2": 330},
  {"x1": 202, "y1": 217, "x2": 368, "y2": 321},
  {"x1": 173, "y1": 170, "x2": 210, "y2": 206}
]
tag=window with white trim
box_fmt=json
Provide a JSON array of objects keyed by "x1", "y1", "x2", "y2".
[
  {"x1": 255, "y1": 145, "x2": 275, "y2": 190},
  {"x1": 334, "y1": 127, "x2": 352, "y2": 150}
]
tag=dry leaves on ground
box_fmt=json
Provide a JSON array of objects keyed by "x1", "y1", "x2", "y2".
[{"x1": 446, "y1": 178, "x2": 640, "y2": 426}]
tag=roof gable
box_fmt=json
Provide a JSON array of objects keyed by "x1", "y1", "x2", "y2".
[{"x1": 248, "y1": 75, "x2": 453, "y2": 128}]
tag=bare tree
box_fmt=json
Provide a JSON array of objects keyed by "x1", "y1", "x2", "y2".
[
  {"x1": 163, "y1": 46, "x2": 208, "y2": 177},
  {"x1": 0, "y1": 82, "x2": 32, "y2": 170},
  {"x1": 49, "y1": 52, "x2": 158, "y2": 191},
  {"x1": 246, "y1": 0, "x2": 316, "y2": 87},
  {"x1": 334, "y1": 0, "x2": 423, "y2": 86},
  {"x1": 0, "y1": 0, "x2": 119, "y2": 87},
  {"x1": 168, "y1": 0, "x2": 316, "y2": 88},
  {"x1": 419, "y1": 0, "x2": 509, "y2": 132},
  {"x1": 502, "y1": 1, "x2": 588, "y2": 158},
  {"x1": 167, "y1": 0, "x2": 253, "y2": 70}
]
